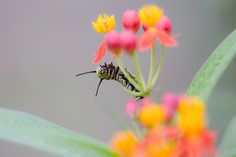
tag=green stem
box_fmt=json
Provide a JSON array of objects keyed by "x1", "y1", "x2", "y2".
[
  {"x1": 115, "y1": 56, "x2": 143, "y2": 92},
  {"x1": 131, "y1": 52, "x2": 146, "y2": 90},
  {"x1": 147, "y1": 44, "x2": 156, "y2": 90},
  {"x1": 150, "y1": 46, "x2": 166, "y2": 89},
  {"x1": 131, "y1": 120, "x2": 143, "y2": 140}
]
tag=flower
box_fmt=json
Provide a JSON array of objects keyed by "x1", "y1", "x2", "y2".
[
  {"x1": 92, "y1": 14, "x2": 115, "y2": 33},
  {"x1": 138, "y1": 26, "x2": 177, "y2": 51},
  {"x1": 110, "y1": 130, "x2": 137, "y2": 156},
  {"x1": 125, "y1": 99, "x2": 140, "y2": 119},
  {"x1": 137, "y1": 5, "x2": 177, "y2": 51},
  {"x1": 139, "y1": 103, "x2": 164, "y2": 128},
  {"x1": 91, "y1": 14, "x2": 116, "y2": 64},
  {"x1": 105, "y1": 30, "x2": 122, "y2": 54},
  {"x1": 121, "y1": 30, "x2": 137, "y2": 54},
  {"x1": 177, "y1": 96, "x2": 205, "y2": 137},
  {"x1": 122, "y1": 9, "x2": 140, "y2": 32},
  {"x1": 110, "y1": 95, "x2": 216, "y2": 157},
  {"x1": 139, "y1": 5, "x2": 163, "y2": 27},
  {"x1": 161, "y1": 93, "x2": 180, "y2": 122},
  {"x1": 155, "y1": 16, "x2": 172, "y2": 34}
]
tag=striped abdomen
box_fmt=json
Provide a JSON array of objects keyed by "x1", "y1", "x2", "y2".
[{"x1": 96, "y1": 63, "x2": 142, "y2": 101}]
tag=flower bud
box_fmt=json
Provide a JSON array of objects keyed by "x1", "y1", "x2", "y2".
[
  {"x1": 121, "y1": 30, "x2": 137, "y2": 54},
  {"x1": 105, "y1": 30, "x2": 121, "y2": 52},
  {"x1": 125, "y1": 99, "x2": 140, "y2": 119},
  {"x1": 161, "y1": 93, "x2": 179, "y2": 122},
  {"x1": 155, "y1": 16, "x2": 172, "y2": 34},
  {"x1": 122, "y1": 9, "x2": 140, "y2": 32}
]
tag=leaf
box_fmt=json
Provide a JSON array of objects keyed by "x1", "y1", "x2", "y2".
[
  {"x1": 0, "y1": 108, "x2": 119, "y2": 157},
  {"x1": 218, "y1": 116, "x2": 236, "y2": 157},
  {"x1": 186, "y1": 29, "x2": 236, "y2": 101}
]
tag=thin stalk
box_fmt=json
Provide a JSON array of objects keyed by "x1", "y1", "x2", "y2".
[
  {"x1": 100, "y1": 104, "x2": 128, "y2": 130},
  {"x1": 131, "y1": 52, "x2": 146, "y2": 90},
  {"x1": 147, "y1": 44, "x2": 156, "y2": 90},
  {"x1": 150, "y1": 46, "x2": 166, "y2": 89},
  {"x1": 131, "y1": 120, "x2": 143, "y2": 140},
  {"x1": 115, "y1": 56, "x2": 143, "y2": 92}
]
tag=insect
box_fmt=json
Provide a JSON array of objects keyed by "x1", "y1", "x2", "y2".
[{"x1": 76, "y1": 62, "x2": 143, "y2": 101}]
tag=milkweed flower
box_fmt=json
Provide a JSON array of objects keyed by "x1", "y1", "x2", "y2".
[
  {"x1": 125, "y1": 99, "x2": 140, "y2": 119},
  {"x1": 122, "y1": 9, "x2": 140, "y2": 32},
  {"x1": 138, "y1": 5, "x2": 177, "y2": 51},
  {"x1": 139, "y1": 103, "x2": 165, "y2": 128},
  {"x1": 156, "y1": 16, "x2": 172, "y2": 34},
  {"x1": 139, "y1": 5, "x2": 163, "y2": 27},
  {"x1": 105, "y1": 30, "x2": 122, "y2": 55},
  {"x1": 91, "y1": 14, "x2": 115, "y2": 64},
  {"x1": 121, "y1": 30, "x2": 137, "y2": 54},
  {"x1": 110, "y1": 95, "x2": 216, "y2": 157},
  {"x1": 92, "y1": 14, "x2": 115, "y2": 33},
  {"x1": 110, "y1": 130, "x2": 137, "y2": 156}
]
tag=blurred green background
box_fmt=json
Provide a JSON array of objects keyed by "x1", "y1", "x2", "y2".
[{"x1": 0, "y1": 0, "x2": 235, "y2": 156}]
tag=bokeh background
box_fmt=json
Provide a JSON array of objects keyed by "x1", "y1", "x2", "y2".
[{"x1": 0, "y1": 0, "x2": 235, "y2": 156}]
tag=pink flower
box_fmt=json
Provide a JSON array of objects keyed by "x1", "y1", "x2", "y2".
[
  {"x1": 122, "y1": 9, "x2": 140, "y2": 32},
  {"x1": 105, "y1": 30, "x2": 122, "y2": 56},
  {"x1": 125, "y1": 99, "x2": 140, "y2": 118},
  {"x1": 161, "y1": 93, "x2": 180, "y2": 122},
  {"x1": 155, "y1": 16, "x2": 172, "y2": 34},
  {"x1": 138, "y1": 29, "x2": 177, "y2": 51},
  {"x1": 121, "y1": 30, "x2": 137, "y2": 54}
]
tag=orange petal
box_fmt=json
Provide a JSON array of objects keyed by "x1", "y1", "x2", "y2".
[
  {"x1": 156, "y1": 30, "x2": 177, "y2": 47},
  {"x1": 138, "y1": 32, "x2": 156, "y2": 52},
  {"x1": 92, "y1": 40, "x2": 106, "y2": 64}
]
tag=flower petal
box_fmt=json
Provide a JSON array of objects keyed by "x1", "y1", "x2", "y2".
[
  {"x1": 92, "y1": 41, "x2": 106, "y2": 64},
  {"x1": 156, "y1": 30, "x2": 177, "y2": 47},
  {"x1": 138, "y1": 32, "x2": 156, "y2": 52}
]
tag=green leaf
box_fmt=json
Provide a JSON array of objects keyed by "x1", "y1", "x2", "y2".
[
  {"x1": 218, "y1": 116, "x2": 236, "y2": 157},
  {"x1": 186, "y1": 29, "x2": 236, "y2": 101},
  {"x1": 0, "y1": 108, "x2": 119, "y2": 157}
]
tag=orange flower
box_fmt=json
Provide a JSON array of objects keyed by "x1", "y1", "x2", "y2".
[
  {"x1": 139, "y1": 103, "x2": 164, "y2": 128},
  {"x1": 177, "y1": 96, "x2": 205, "y2": 137},
  {"x1": 110, "y1": 130, "x2": 137, "y2": 156}
]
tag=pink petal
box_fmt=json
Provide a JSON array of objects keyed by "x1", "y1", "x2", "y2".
[
  {"x1": 92, "y1": 40, "x2": 106, "y2": 64},
  {"x1": 156, "y1": 30, "x2": 178, "y2": 47},
  {"x1": 138, "y1": 32, "x2": 156, "y2": 52}
]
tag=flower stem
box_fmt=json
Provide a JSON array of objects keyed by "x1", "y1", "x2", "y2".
[
  {"x1": 150, "y1": 46, "x2": 166, "y2": 89},
  {"x1": 115, "y1": 56, "x2": 143, "y2": 92},
  {"x1": 147, "y1": 43, "x2": 156, "y2": 91},
  {"x1": 131, "y1": 52, "x2": 146, "y2": 90},
  {"x1": 131, "y1": 120, "x2": 143, "y2": 140}
]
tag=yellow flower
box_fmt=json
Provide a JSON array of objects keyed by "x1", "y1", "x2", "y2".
[
  {"x1": 177, "y1": 97, "x2": 205, "y2": 137},
  {"x1": 139, "y1": 5, "x2": 163, "y2": 27},
  {"x1": 139, "y1": 104, "x2": 164, "y2": 128},
  {"x1": 147, "y1": 143, "x2": 173, "y2": 157},
  {"x1": 110, "y1": 130, "x2": 137, "y2": 156},
  {"x1": 92, "y1": 14, "x2": 115, "y2": 33}
]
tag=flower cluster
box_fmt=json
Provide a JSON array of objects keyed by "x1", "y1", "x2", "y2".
[
  {"x1": 91, "y1": 4, "x2": 178, "y2": 98},
  {"x1": 110, "y1": 94, "x2": 216, "y2": 157},
  {"x1": 91, "y1": 5, "x2": 177, "y2": 64},
  {"x1": 90, "y1": 4, "x2": 217, "y2": 157}
]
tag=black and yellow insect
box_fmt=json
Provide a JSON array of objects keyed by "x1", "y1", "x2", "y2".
[{"x1": 76, "y1": 62, "x2": 143, "y2": 101}]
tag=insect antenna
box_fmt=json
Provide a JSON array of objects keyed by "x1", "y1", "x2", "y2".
[
  {"x1": 95, "y1": 79, "x2": 103, "y2": 96},
  {"x1": 75, "y1": 71, "x2": 96, "y2": 77}
]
